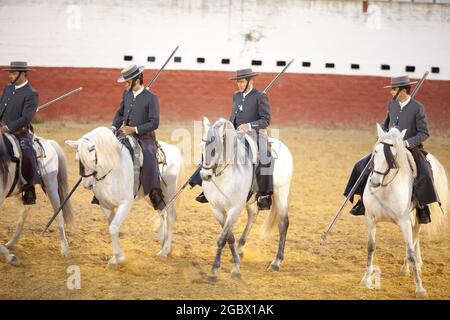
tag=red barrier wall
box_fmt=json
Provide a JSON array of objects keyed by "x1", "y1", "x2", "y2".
[{"x1": 10, "y1": 67, "x2": 450, "y2": 132}]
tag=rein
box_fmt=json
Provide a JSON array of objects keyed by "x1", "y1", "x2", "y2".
[
  {"x1": 371, "y1": 141, "x2": 399, "y2": 187},
  {"x1": 79, "y1": 137, "x2": 112, "y2": 181}
]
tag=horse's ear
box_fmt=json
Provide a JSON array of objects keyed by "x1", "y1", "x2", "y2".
[
  {"x1": 376, "y1": 123, "x2": 385, "y2": 139},
  {"x1": 202, "y1": 117, "x2": 210, "y2": 129},
  {"x1": 400, "y1": 129, "x2": 407, "y2": 140},
  {"x1": 65, "y1": 140, "x2": 80, "y2": 148}
]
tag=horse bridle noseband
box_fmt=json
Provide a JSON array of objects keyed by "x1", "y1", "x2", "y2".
[
  {"x1": 79, "y1": 138, "x2": 111, "y2": 181},
  {"x1": 202, "y1": 127, "x2": 232, "y2": 177},
  {"x1": 370, "y1": 141, "x2": 399, "y2": 187}
]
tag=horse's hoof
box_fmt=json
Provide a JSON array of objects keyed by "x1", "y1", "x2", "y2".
[
  {"x1": 400, "y1": 268, "x2": 410, "y2": 276},
  {"x1": 207, "y1": 274, "x2": 218, "y2": 283},
  {"x1": 231, "y1": 272, "x2": 241, "y2": 280},
  {"x1": 9, "y1": 255, "x2": 18, "y2": 266},
  {"x1": 157, "y1": 250, "x2": 169, "y2": 258},
  {"x1": 416, "y1": 289, "x2": 428, "y2": 299},
  {"x1": 268, "y1": 263, "x2": 280, "y2": 272}
]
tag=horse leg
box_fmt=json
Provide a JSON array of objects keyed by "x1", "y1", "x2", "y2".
[
  {"x1": 401, "y1": 220, "x2": 422, "y2": 276},
  {"x1": 269, "y1": 195, "x2": 289, "y2": 272},
  {"x1": 6, "y1": 197, "x2": 29, "y2": 249},
  {"x1": 228, "y1": 231, "x2": 241, "y2": 279},
  {"x1": 413, "y1": 222, "x2": 423, "y2": 274},
  {"x1": 208, "y1": 207, "x2": 240, "y2": 282},
  {"x1": 45, "y1": 173, "x2": 69, "y2": 257},
  {"x1": 361, "y1": 216, "x2": 378, "y2": 289},
  {"x1": 107, "y1": 202, "x2": 131, "y2": 268},
  {"x1": 236, "y1": 202, "x2": 258, "y2": 258},
  {"x1": 398, "y1": 219, "x2": 427, "y2": 298},
  {"x1": 0, "y1": 244, "x2": 18, "y2": 266},
  {"x1": 157, "y1": 204, "x2": 176, "y2": 257},
  {"x1": 100, "y1": 206, "x2": 115, "y2": 226}
]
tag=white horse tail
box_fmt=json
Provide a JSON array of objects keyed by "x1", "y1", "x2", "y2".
[
  {"x1": 424, "y1": 154, "x2": 449, "y2": 237},
  {"x1": 49, "y1": 140, "x2": 74, "y2": 226},
  {"x1": 260, "y1": 204, "x2": 279, "y2": 239}
]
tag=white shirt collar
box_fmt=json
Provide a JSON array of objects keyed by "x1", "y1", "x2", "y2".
[
  {"x1": 15, "y1": 80, "x2": 28, "y2": 90},
  {"x1": 133, "y1": 86, "x2": 144, "y2": 98},
  {"x1": 399, "y1": 96, "x2": 411, "y2": 110},
  {"x1": 243, "y1": 85, "x2": 253, "y2": 98}
]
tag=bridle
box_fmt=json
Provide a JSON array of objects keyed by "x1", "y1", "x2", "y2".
[
  {"x1": 202, "y1": 125, "x2": 233, "y2": 177},
  {"x1": 78, "y1": 138, "x2": 111, "y2": 181},
  {"x1": 370, "y1": 141, "x2": 399, "y2": 187}
]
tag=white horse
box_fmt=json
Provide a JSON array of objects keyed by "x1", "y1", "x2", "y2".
[
  {"x1": 200, "y1": 117, "x2": 293, "y2": 281},
  {"x1": 361, "y1": 124, "x2": 449, "y2": 298},
  {"x1": 66, "y1": 127, "x2": 183, "y2": 267},
  {"x1": 0, "y1": 132, "x2": 74, "y2": 265}
]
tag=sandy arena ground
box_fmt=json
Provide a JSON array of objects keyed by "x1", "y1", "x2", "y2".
[{"x1": 0, "y1": 120, "x2": 449, "y2": 300}]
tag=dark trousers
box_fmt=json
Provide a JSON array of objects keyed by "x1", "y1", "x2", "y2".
[
  {"x1": 344, "y1": 147, "x2": 438, "y2": 206},
  {"x1": 256, "y1": 132, "x2": 273, "y2": 195},
  {"x1": 139, "y1": 136, "x2": 160, "y2": 195},
  {"x1": 16, "y1": 131, "x2": 41, "y2": 186}
]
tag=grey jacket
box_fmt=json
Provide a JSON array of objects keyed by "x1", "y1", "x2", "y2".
[
  {"x1": 381, "y1": 98, "x2": 429, "y2": 148},
  {"x1": 112, "y1": 89, "x2": 160, "y2": 137},
  {"x1": 0, "y1": 83, "x2": 38, "y2": 133},
  {"x1": 230, "y1": 88, "x2": 270, "y2": 130}
]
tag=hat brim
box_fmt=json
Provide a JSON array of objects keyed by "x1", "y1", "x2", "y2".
[
  {"x1": 3, "y1": 68, "x2": 34, "y2": 71},
  {"x1": 383, "y1": 81, "x2": 418, "y2": 88},
  {"x1": 117, "y1": 66, "x2": 145, "y2": 83},
  {"x1": 229, "y1": 73, "x2": 259, "y2": 80}
]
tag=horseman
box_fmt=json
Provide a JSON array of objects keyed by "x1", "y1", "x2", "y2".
[
  {"x1": 344, "y1": 75, "x2": 439, "y2": 224},
  {"x1": 191, "y1": 68, "x2": 274, "y2": 210},
  {"x1": 97, "y1": 64, "x2": 165, "y2": 210},
  {"x1": 0, "y1": 61, "x2": 41, "y2": 205}
]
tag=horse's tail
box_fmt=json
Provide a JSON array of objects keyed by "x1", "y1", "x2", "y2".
[
  {"x1": 49, "y1": 140, "x2": 74, "y2": 226},
  {"x1": 260, "y1": 203, "x2": 279, "y2": 239},
  {"x1": 424, "y1": 154, "x2": 449, "y2": 237}
]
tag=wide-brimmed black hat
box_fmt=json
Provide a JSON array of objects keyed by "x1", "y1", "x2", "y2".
[
  {"x1": 229, "y1": 68, "x2": 259, "y2": 80},
  {"x1": 2, "y1": 61, "x2": 34, "y2": 72},
  {"x1": 383, "y1": 75, "x2": 418, "y2": 88},
  {"x1": 117, "y1": 64, "x2": 145, "y2": 83}
]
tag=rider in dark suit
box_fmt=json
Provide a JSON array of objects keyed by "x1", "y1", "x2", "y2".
[
  {"x1": 191, "y1": 68, "x2": 274, "y2": 210},
  {"x1": 110, "y1": 64, "x2": 165, "y2": 210},
  {"x1": 0, "y1": 61, "x2": 41, "y2": 204},
  {"x1": 344, "y1": 76, "x2": 438, "y2": 224}
]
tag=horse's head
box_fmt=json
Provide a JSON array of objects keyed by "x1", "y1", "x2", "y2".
[
  {"x1": 200, "y1": 117, "x2": 236, "y2": 181},
  {"x1": 66, "y1": 127, "x2": 120, "y2": 189},
  {"x1": 369, "y1": 123, "x2": 406, "y2": 188},
  {"x1": 66, "y1": 137, "x2": 96, "y2": 189}
]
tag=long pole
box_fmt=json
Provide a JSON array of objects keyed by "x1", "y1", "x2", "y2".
[
  {"x1": 146, "y1": 45, "x2": 179, "y2": 89},
  {"x1": 37, "y1": 87, "x2": 83, "y2": 112},
  {"x1": 42, "y1": 177, "x2": 82, "y2": 233},
  {"x1": 263, "y1": 59, "x2": 294, "y2": 94}
]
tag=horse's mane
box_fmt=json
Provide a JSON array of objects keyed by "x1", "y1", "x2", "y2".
[
  {"x1": 79, "y1": 127, "x2": 122, "y2": 172},
  {"x1": 378, "y1": 127, "x2": 412, "y2": 175},
  {"x1": 213, "y1": 118, "x2": 253, "y2": 166},
  {"x1": 0, "y1": 133, "x2": 10, "y2": 187}
]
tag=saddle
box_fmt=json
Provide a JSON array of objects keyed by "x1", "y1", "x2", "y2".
[
  {"x1": 2, "y1": 133, "x2": 26, "y2": 197},
  {"x1": 241, "y1": 131, "x2": 277, "y2": 200},
  {"x1": 118, "y1": 134, "x2": 144, "y2": 197}
]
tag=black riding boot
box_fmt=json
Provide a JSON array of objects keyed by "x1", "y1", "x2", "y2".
[
  {"x1": 91, "y1": 195, "x2": 100, "y2": 205},
  {"x1": 195, "y1": 192, "x2": 208, "y2": 203},
  {"x1": 417, "y1": 205, "x2": 431, "y2": 224},
  {"x1": 257, "y1": 193, "x2": 272, "y2": 210},
  {"x1": 350, "y1": 199, "x2": 365, "y2": 216},
  {"x1": 22, "y1": 184, "x2": 36, "y2": 205},
  {"x1": 150, "y1": 188, "x2": 165, "y2": 211}
]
